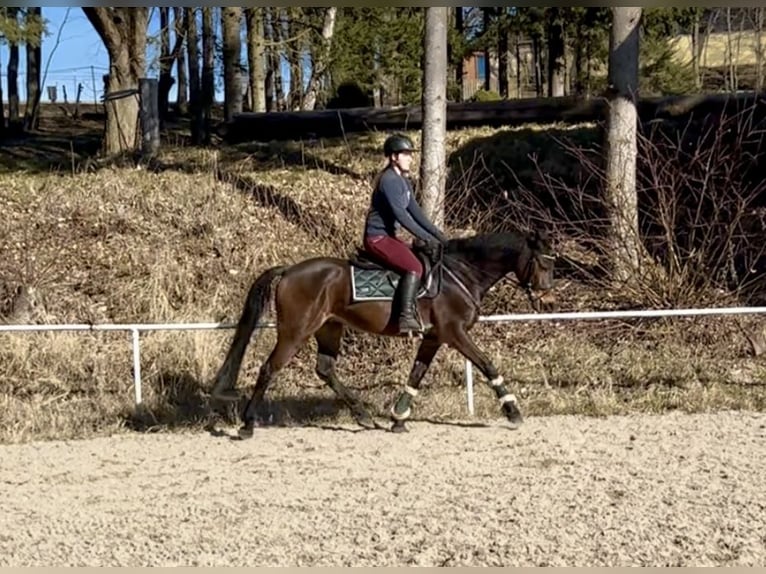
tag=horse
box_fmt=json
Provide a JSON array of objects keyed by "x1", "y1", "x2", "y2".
[{"x1": 210, "y1": 228, "x2": 557, "y2": 438}]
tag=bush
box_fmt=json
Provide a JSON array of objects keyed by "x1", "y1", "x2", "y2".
[
  {"x1": 502, "y1": 104, "x2": 766, "y2": 307},
  {"x1": 640, "y1": 36, "x2": 698, "y2": 96},
  {"x1": 325, "y1": 81, "x2": 373, "y2": 109}
]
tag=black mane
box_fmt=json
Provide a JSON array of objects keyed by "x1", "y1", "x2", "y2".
[{"x1": 444, "y1": 230, "x2": 530, "y2": 260}]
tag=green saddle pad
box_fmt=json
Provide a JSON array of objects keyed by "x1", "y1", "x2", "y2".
[{"x1": 351, "y1": 267, "x2": 400, "y2": 301}]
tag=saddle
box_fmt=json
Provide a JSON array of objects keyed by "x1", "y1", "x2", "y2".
[{"x1": 347, "y1": 242, "x2": 444, "y2": 302}]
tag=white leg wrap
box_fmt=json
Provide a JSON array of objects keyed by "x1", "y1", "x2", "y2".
[
  {"x1": 404, "y1": 385, "x2": 419, "y2": 397},
  {"x1": 391, "y1": 406, "x2": 411, "y2": 421},
  {"x1": 489, "y1": 376, "x2": 504, "y2": 387},
  {"x1": 499, "y1": 393, "x2": 517, "y2": 406}
]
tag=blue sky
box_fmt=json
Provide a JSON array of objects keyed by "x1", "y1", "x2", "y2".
[{"x1": 0, "y1": 7, "x2": 241, "y2": 104}]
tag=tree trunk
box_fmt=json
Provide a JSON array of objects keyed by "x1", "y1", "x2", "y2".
[
  {"x1": 8, "y1": 39, "x2": 20, "y2": 126},
  {"x1": 605, "y1": 7, "x2": 642, "y2": 283},
  {"x1": 217, "y1": 91, "x2": 765, "y2": 143},
  {"x1": 691, "y1": 10, "x2": 701, "y2": 90},
  {"x1": 756, "y1": 8, "x2": 764, "y2": 91},
  {"x1": 419, "y1": 7, "x2": 448, "y2": 228},
  {"x1": 158, "y1": 8, "x2": 173, "y2": 122},
  {"x1": 221, "y1": 7, "x2": 243, "y2": 121},
  {"x1": 25, "y1": 7, "x2": 43, "y2": 131},
  {"x1": 497, "y1": 10, "x2": 509, "y2": 99},
  {"x1": 574, "y1": 19, "x2": 586, "y2": 95},
  {"x1": 83, "y1": 8, "x2": 148, "y2": 156},
  {"x1": 269, "y1": 9, "x2": 285, "y2": 110},
  {"x1": 455, "y1": 8, "x2": 464, "y2": 101},
  {"x1": 585, "y1": 34, "x2": 593, "y2": 96},
  {"x1": 532, "y1": 34, "x2": 543, "y2": 96},
  {"x1": 201, "y1": 7, "x2": 215, "y2": 143},
  {"x1": 546, "y1": 8, "x2": 565, "y2": 97},
  {"x1": 482, "y1": 8, "x2": 491, "y2": 91},
  {"x1": 245, "y1": 8, "x2": 266, "y2": 113},
  {"x1": 186, "y1": 8, "x2": 202, "y2": 144},
  {"x1": 7, "y1": 7, "x2": 20, "y2": 127},
  {"x1": 264, "y1": 8, "x2": 276, "y2": 111},
  {"x1": 302, "y1": 7, "x2": 338, "y2": 111},
  {"x1": 287, "y1": 8, "x2": 303, "y2": 111},
  {"x1": 515, "y1": 33, "x2": 522, "y2": 98},
  {"x1": 173, "y1": 8, "x2": 188, "y2": 115},
  {"x1": 726, "y1": 7, "x2": 735, "y2": 91},
  {"x1": 0, "y1": 77, "x2": 4, "y2": 138}
]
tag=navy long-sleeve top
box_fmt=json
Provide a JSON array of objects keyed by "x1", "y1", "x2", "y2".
[{"x1": 364, "y1": 168, "x2": 446, "y2": 244}]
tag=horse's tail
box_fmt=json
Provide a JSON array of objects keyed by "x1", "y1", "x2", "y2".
[{"x1": 211, "y1": 265, "x2": 287, "y2": 399}]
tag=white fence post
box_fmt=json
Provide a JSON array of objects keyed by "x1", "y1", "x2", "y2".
[
  {"x1": 131, "y1": 328, "x2": 142, "y2": 406},
  {"x1": 465, "y1": 360, "x2": 474, "y2": 416}
]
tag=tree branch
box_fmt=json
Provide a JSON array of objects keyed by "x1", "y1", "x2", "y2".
[{"x1": 82, "y1": 7, "x2": 119, "y2": 50}]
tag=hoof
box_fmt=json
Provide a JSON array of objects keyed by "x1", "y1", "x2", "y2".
[
  {"x1": 503, "y1": 401, "x2": 524, "y2": 427},
  {"x1": 355, "y1": 413, "x2": 378, "y2": 430},
  {"x1": 391, "y1": 420, "x2": 409, "y2": 433},
  {"x1": 238, "y1": 425, "x2": 254, "y2": 439},
  {"x1": 509, "y1": 412, "x2": 524, "y2": 426},
  {"x1": 508, "y1": 415, "x2": 524, "y2": 429},
  {"x1": 212, "y1": 389, "x2": 240, "y2": 402}
]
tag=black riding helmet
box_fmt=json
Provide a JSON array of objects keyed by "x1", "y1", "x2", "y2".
[{"x1": 383, "y1": 133, "x2": 417, "y2": 157}]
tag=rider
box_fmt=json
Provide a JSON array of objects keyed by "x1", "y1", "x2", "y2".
[{"x1": 362, "y1": 133, "x2": 449, "y2": 335}]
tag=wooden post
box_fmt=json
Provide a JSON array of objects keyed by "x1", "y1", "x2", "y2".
[{"x1": 139, "y1": 77, "x2": 160, "y2": 158}]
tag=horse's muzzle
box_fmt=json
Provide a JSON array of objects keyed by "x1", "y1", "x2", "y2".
[{"x1": 528, "y1": 289, "x2": 557, "y2": 313}]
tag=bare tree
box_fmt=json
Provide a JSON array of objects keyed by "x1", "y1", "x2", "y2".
[
  {"x1": 158, "y1": 7, "x2": 172, "y2": 121},
  {"x1": 266, "y1": 9, "x2": 285, "y2": 111},
  {"x1": 690, "y1": 8, "x2": 702, "y2": 90},
  {"x1": 173, "y1": 7, "x2": 188, "y2": 115},
  {"x1": 201, "y1": 7, "x2": 215, "y2": 143},
  {"x1": 496, "y1": 8, "x2": 510, "y2": 99},
  {"x1": 83, "y1": 8, "x2": 148, "y2": 155},
  {"x1": 546, "y1": 8, "x2": 565, "y2": 97},
  {"x1": 185, "y1": 8, "x2": 202, "y2": 144},
  {"x1": 419, "y1": 7, "x2": 449, "y2": 228},
  {"x1": 756, "y1": 8, "x2": 765, "y2": 91},
  {"x1": 605, "y1": 7, "x2": 642, "y2": 282},
  {"x1": 454, "y1": 8, "x2": 464, "y2": 101},
  {"x1": 7, "y1": 7, "x2": 20, "y2": 127},
  {"x1": 24, "y1": 7, "x2": 42, "y2": 130},
  {"x1": 245, "y1": 8, "x2": 266, "y2": 112},
  {"x1": 221, "y1": 7, "x2": 243, "y2": 121},
  {"x1": 302, "y1": 7, "x2": 337, "y2": 111},
  {"x1": 286, "y1": 8, "x2": 303, "y2": 110}
]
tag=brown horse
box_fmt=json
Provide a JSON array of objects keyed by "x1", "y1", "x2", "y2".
[{"x1": 211, "y1": 228, "x2": 557, "y2": 438}]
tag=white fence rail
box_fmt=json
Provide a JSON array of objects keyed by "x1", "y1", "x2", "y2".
[{"x1": 2, "y1": 305, "x2": 766, "y2": 416}]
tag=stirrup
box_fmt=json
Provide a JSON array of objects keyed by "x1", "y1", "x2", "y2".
[{"x1": 398, "y1": 317, "x2": 431, "y2": 337}]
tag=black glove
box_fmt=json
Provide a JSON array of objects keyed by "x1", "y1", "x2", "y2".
[{"x1": 424, "y1": 239, "x2": 443, "y2": 260}]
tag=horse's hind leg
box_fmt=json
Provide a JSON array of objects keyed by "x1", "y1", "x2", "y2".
[
  {"x1": 239, "y1": 333, "x2": 304, "y2": 439},
  {"x1": 314, "y1": 321, "x2": 377, "y2": 429},
  {"x1": 390, "y1": 333, "x2": 441, "y2": 433}
]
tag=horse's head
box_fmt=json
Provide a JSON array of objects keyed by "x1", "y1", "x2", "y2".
[{"x1": 518, "y1": 228, "x2": 557, "y2": 312}]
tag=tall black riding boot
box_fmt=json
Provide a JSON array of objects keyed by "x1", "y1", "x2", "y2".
[{"x1": 396, "y1": 272, "x2": 424, "y2": 335}]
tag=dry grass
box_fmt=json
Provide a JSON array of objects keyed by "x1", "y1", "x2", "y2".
[{"x1": 1, "y1": 124, "x2": 765, "y2": 445}]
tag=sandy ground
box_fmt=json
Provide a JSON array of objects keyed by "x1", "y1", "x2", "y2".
[{"x1": 1, "y1": 411, "x2": 765, "y2": 567}]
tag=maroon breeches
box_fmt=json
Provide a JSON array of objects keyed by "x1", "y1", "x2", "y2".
[{"x1": 363, "y1": 234, "x2": 423, "y2": 278}]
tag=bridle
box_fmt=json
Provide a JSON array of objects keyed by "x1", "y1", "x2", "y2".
[
  {"x1": 522, "y1": 251, "x2": 557, "y2": 308},
  {"x1": 439, "y1": 247, "x2": 556, "y2": 311}
]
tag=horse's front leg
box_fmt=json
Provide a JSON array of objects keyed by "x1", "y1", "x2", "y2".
[
  {"x1": 446, "y1": 326, "x2": 523, "y2": 426},
  {"x1": 390, "y1": 334, "x2": 442, "y2": 433}
]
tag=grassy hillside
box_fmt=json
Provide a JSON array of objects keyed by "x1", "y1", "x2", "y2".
[{"x1": 1, "y1": 113, "x2": 765, "y2": 444}]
